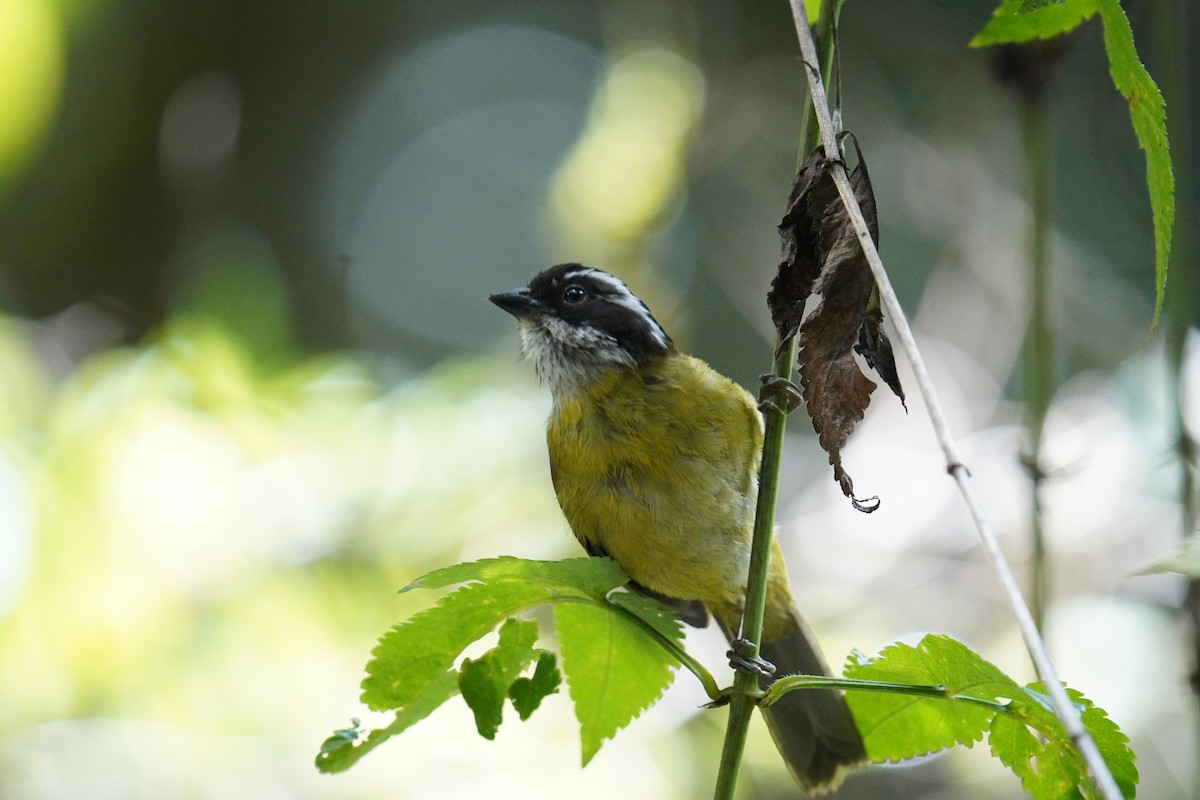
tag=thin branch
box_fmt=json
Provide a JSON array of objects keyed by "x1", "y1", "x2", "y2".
[{"x1": 786, "y1": 4, "x2": 1124, "y2": 799}]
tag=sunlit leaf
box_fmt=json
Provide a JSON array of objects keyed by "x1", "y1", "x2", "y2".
[
  {"x1": 362, "y1": 579, "x2": 551, "y2": 712},
  {"x1": 402, "y1": 555, "x2": 628, "y2": 601},
  {"x1": 329, "y1": 557, "x2": 668, "y2": 771},
  {"x1": 845, "y1": 634, "x2": 1138, "y2": 798},
  {"x1": 844, "y1": 635, "x2": 1012, "y2": 760},
  {"x1": 607, "y1": 590, "x2": 686, "y2": 643},
  {"x1": 554, "y1": 599, "x2": 678, "y2": 765},
  {"x1": 458, "y1": 618, "x2": 540, "y2": 739},
  {"x1": 316, "y1": 670, "x2": 459, "y2": 774},
  {"x1": 989, "y1": 710, "x2": 1081, "y2": 798},
  {"x1": 1020, "y1": 684, "x2": 1138, "y2": 798},
  {"x1": 509, "y1": 651, "x2": 562, "y2": 720}
]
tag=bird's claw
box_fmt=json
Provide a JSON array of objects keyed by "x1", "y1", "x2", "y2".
[
  {"x1": 757, "y1": 375, "x2": 803, "y2": 414},
  {"x1": 727, "y1": 638, "x2": 776, "y2": 678}
]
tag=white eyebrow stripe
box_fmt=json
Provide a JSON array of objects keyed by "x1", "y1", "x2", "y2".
[{"x1": 561, "y1": 267, "x2": 671, "y2": 352}]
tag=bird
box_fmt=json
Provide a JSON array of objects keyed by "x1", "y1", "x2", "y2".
[{"x1": 489, "y1": 263, "x2": 865, "y2": 793}]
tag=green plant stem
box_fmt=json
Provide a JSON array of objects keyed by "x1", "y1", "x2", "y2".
[
  {"x1": 1021, "y1": 91, "x2": 1052, "y2": 633},
  {"x1": 712, "y1": 5, "x2": 837, "y2": 799},
  {"x1": 762, "y1": 674, "x2": 1010, "y2": 715},
  {"x1": 712, "y1": 337, "x2": 798, "y2": 800}
]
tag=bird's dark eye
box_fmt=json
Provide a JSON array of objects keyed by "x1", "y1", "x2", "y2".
[{"x1": 563, "y1": 284, "x2": 588, "y2": 304}]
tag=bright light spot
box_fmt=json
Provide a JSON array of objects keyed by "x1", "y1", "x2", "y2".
[
  {"x1": 549, "y1": 45, "x2": 704, "y2": 249},
  {"x1": 0, "y1": 0, "x2": 64, "y2": 187},
  {"x1": 103, "y1": 404, "x2": 247, "y2": 597},
  {"x1": 0, "y1": 451, "x2": 33, "y2": 617}
]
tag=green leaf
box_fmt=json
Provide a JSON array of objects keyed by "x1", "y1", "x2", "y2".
[
  {"x1": 509, "y1": 651, "x2": 562, "y2": 720},
  {"x1": 361, "y1": 579, "x2": 551, "y2": 712},
  {"x1": 458, "y1": 659, "x2": 505, "y2": 739},
  {"x1": 1018, "y1": 684, "x2": 1139, "y2": 798},
  {"x1": 316, "y1": 718, "x2": 362, "y2": 763},
  {"x1": 971, "y1": 0, "x2": 1097, "y2": 46},
  {"x1": 844, "y1": 634, "x2": 1020, "y2": 761},
  {"x1": 366, "y1": 558, "x2": 629, "y2": 713},
  {"x1": 324, "y1": 557, "x2": 682, "y2": 773},
  {"x1": 845, "y1": 635, "x2": 1138, "y2": 798},
  {"x1": 1095, "y1": 0, "x2": 1174, "y2": 328},
  {"x1": 607, "y1": 590, "x2": 686, "y2": 643},
  {"x1": 989, "y1": 710, "x2": 1082, "y2": 798},
  {"x1": 972, "y1": 0, "x2": 1175, "y2": 328},
  {"x1": 403, "y1": 555, "x2": 629, "y2": 600},
  {"x1": 458, "y1": 618, "x2": 540, "y2": 740},
  {"x1": 554, "y1": 600, "x2": 679, "y2": 765},
  {"x1": 316, "y1": 670, "x2": 460, "y2": 773}
]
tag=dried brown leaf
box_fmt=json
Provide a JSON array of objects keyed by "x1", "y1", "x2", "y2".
[
  {"x1": 856, "y1": 286, "x2": 906, "y2": 408},
  {"x1": 768, "y1": 148, "x2": 838, "y2": 346},
  {"x1": 796, "y1": 138, "x2": 886, "y2": 512}
]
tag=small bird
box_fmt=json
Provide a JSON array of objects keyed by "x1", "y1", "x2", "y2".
[{"x1": 490, "y1": 263, "x2": 865, "y2": 793}]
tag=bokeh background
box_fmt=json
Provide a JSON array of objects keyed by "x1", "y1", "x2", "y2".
[{"x1": 0, "y1": 1, "x2": 1197, "y2": 797}]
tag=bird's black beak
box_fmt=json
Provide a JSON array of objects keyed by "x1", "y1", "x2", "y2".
[{"x1": 488, "y1": 288, "x2": 542, "y2": 319}]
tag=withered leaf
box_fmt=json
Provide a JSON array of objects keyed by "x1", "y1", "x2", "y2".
[
  {"x1": 785, "y1": 136, "x2": 901, "y2": 512},
  {"x1": 768, "y1": 147, "x2": 838, "y2": 348},
  {"x1": 855, "y1": 285, "x2": 905, "y2": 407}
]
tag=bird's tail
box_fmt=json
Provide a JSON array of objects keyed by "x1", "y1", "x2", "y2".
[{"x1": 718, "y1": 602, "x2": 866, "y2": 794}]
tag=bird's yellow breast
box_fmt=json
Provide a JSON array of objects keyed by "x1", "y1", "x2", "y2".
[{"x1": 546, "y1": 353, "x2": 764, "y2": 607}]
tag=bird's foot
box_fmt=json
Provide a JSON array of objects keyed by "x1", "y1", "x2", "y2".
[
  {"x1": 727, "y1": 638, "x2": 776, "y2": 678},
  {"x1": 758, "y1": 375, "x2": 803, "y2": 415}
]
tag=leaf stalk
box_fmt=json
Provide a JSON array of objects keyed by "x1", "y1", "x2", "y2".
[{"x1": 763, "y1": 674, "x2": 1011, "y2": 715}]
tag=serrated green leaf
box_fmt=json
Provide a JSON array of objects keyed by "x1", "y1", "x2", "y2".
[
  {"x1": 509, "y1": 651, "x2": 562, "y2": 720},
  {"x1": 316, "y1": 718, "x2": 362, "y2": 761},
  {"x1": 844, "y1": 634, "x2": 1021, "y2": 762},
  {"x1": 459, "y1": 659, "x2": 505, "y2": 739},
  {"x1": 491, "y1": 617, "x2": 540, "y2": 678},
  {"x1": 607, "y1": 591, "x2": 686, "y2": 644},
  {"x1": 1095, "y1": 0, "x2": 1173, "y2": 328},
  {"x1": 971, "y1": 0, "x2": 1097, "y2": 46},
  {"x1": 990, "y1": 711, "x2": 1085, "y2": 799},
  {"x1": 844, "y1": 635, "x2": 1138, "y2": 797},
  {"x1": 1018, "y1": 683, "x2": 1139, "y2": 798},
  {"x1": 322, "y1": 557, "x2": 652, "y2": 773},
  {"x1": 972, "y1": 0, "x2": 1174, "y2": 328},
  {"x1": 362, "y1": 580, "x2": 551, "y2": 711},
  {"x1": 554, "y1": 600, "x2": 678, "y2": 765},
  {"x1": 458, "y1": 618, "x2": 540, "y2": 739},
  {"x1": 316, "y1": 670, "x2": 460, "y2": 773},
  {"x1": 402, "y1": 556, "x2": 629, "y2": 600}
]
